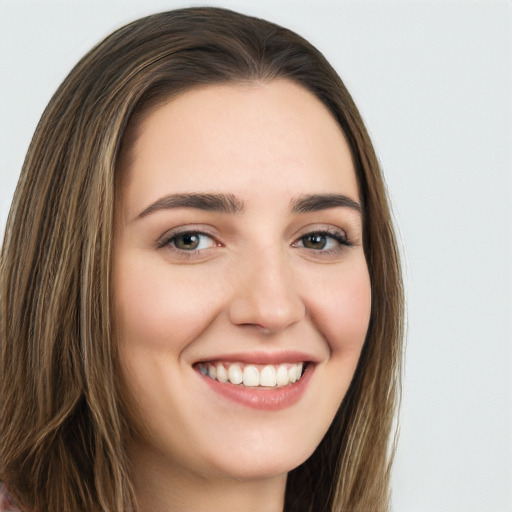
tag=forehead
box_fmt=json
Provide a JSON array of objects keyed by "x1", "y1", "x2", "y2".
[{"x1": 119, "y1": 80, "x2": 359, "y2": 215}]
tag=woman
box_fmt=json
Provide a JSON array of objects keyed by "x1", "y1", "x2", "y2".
[{"x1": 0, "y1": 7, "x2": 403, "y2": 512}]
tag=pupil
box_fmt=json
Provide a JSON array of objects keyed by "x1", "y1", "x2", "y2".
[
  {"x1": 305, "y1": 234, "x2": 326, "y2": 249},
  {"x1": 178, "y1": 234, "x2": 199, "y2": 250}
]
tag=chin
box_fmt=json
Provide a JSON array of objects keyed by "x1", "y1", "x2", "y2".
[
  {"x1": 195, "y1": 421, "x2": 322, "y2": 482},
  {"x1": 205, "y1": 452, "x2": 309, "y2": 483}
]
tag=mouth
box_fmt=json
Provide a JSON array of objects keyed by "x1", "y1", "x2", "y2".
[
  {"x1": 193, "y1": 356, "x2": 315, "y2": 411},
  {"x1": 195, "y1": 361, "x2": 307, "y2": 388}
]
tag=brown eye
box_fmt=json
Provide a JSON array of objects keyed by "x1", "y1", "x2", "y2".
[
  {"x1": 174, "y1": 233, "x2": 201, "y2": 250},
  {"x1": 293, "y1": 230, "x2": 350, "y2": 253},
  {"x1": 166, "y1": 232, "x2": 217, "y2": 251},
  {"x1": 302, "y1": 234, "x2": 328, "y2": 250}
]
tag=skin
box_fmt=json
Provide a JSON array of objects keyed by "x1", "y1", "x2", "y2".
[{"x1": 113, "y1": 79, "x2": 371, "y2": 512}]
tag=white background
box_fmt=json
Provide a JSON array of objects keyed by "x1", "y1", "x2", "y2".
[{"x1": 1, "y1": 1, "x2": 511, "y2": 511}]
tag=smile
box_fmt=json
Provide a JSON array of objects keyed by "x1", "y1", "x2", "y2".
[
  {"x1": 194, "y1": 352, "x2": 316, "y2": 410},
  {"x1": 196, "y1": 361, "x2": 305, "y2": 388}
]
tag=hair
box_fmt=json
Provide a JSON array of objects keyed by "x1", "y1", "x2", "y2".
[{"x1": 0, "y1": 7, "x2": 403, "y2": 512}]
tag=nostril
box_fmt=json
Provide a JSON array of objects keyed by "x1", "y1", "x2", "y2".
[{"x1": 228, "y1": 295, "x2": 306, "y2": 334}]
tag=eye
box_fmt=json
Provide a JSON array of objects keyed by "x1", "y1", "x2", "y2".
[
  {"x1": 159, "y1": 231, "x2": 218, "y2": 252},
  {"x1": 301, "y1": 233, "x2": 336, "y2": 250},
  {"x1": 293, "y1": 229, "x2": 351, "y2": 253}
]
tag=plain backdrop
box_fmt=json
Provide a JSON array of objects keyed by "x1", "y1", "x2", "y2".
[{"x1": 1, "y1": 1, "x2": 511, "y2": 511}]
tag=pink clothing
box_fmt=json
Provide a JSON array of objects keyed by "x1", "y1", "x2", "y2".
[{"x1": 0, "y1": 484, "x2": 21, "y2": 512}]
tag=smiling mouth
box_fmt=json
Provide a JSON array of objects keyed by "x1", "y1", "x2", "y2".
[{"x1": 195, "y1": 361, "x2": 307, "y2": 388}]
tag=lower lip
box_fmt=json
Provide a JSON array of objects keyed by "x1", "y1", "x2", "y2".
[{"x1": 198, "y1": 364, "x2": 314, "y2": 411}]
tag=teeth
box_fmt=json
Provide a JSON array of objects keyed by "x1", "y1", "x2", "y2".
[
  {"x1": 242, "y1": 365, "x2": 259, "y2": 387},
  {"x1": 259, "y1": 365, "x2": 277, "y2": 387},
  {"x1": 276, "y1": 365, "x2": 289, "y2": 387},
  {"x1": 216, "y1": 363, "x2": 228, "y2": 383},
  {"x1": 228, "y1": 364, "x2": 243, "y2": 385},
  {"x1": 198, "y1": 361, "x2": 305, "y2": 388}
]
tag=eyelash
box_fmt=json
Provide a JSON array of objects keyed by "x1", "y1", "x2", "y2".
[
  {"x1": 292, "y1": 229, "x2": 352, "y2": 255},
  {"x1": 157, "y1": 227, "x2": 352, "y2": 258},
  {"x1": 156, "y1": 229, "x2": 219, "y2": 256}
]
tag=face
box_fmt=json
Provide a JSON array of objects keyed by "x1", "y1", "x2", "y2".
[{"x1": 113, "y1": 80, "x2": 371, "y2": 483}]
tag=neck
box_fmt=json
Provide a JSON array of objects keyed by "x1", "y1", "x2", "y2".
[{"x1": 129, "y1": 443, "x2": 287, "y2": 512}]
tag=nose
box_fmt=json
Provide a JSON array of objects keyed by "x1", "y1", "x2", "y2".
[{"x1": 227, "y1": 248, "x2": 306, "y2": 334}]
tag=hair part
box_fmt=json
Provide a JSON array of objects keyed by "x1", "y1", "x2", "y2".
[{"x1": 1, "y1": 7, "x2": 403, "y2": 511}]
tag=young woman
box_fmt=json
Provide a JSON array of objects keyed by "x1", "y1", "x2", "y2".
[{"x1": 0, "y1": 7, "x2": 403, "y2": 512}]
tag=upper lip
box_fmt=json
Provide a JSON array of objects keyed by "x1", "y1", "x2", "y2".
[{"x1": 194, "y1": 350, "x2": 322, "y2": 366}]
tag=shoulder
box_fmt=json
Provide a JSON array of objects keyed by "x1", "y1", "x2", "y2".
[{"x1": 0, "y1": 483, "x2": 21, "y2": 512}]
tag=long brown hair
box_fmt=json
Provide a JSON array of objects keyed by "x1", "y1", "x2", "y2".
[{"x1": 0, "y1": 7, "x2": 403, "y2": 512}]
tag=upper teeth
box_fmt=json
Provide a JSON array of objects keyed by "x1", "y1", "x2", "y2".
[{"x1": 198, "y1": 362, "x2": 305, "y2": 388}]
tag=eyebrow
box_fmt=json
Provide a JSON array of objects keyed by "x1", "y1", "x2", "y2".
[
  {"x1": 137, "y1": 193, "x2": 245, "y2": 218},
  {"x1": 290, "y1": 194, "x2": 362, "y2": 214},
  {"x1": 136, "y1": 192, "x2": 361, "y2": 220}
]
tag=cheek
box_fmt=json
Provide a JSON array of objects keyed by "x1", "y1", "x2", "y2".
[
  {"x1": 305, "y1": 258, "x2": 371, "y2": 355},
  {"x1": 114, "y1": 253, "x2": 220, "y2": 351}
]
